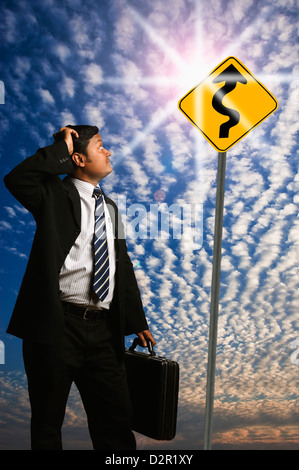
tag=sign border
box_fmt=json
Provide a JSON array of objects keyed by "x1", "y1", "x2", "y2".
[{"x1": 178, "y1": 56, "x2": 279, "y2": 152}]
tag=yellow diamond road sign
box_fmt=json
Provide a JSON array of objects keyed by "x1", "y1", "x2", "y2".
[{"x1": 178, "y1": 57, "x2": 278, "y2": 152}]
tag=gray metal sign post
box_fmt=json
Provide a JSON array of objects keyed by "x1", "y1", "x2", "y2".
[{"x1": 203, "y1": 151, "x2": 227, "y2": 450}]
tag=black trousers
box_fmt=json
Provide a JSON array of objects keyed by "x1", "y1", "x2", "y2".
[{"x1": 22, "y1": 308, "x2": 136, "y2": 450}]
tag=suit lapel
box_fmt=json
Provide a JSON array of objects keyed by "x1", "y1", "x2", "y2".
[
  {"x1": 102, "y1": 190, "x2": 118, "y2": 239},
  {"x1": 62, "y1": 176, "x2": 81, "y2": 229}
]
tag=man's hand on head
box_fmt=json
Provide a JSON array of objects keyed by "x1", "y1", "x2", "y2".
[{"x1": 53, "y1": 127, "x2": 79, "y2": 155}]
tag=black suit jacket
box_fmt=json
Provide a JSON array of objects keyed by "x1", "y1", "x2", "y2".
[{"x1": 4, "y1": 140, "x2": 148, "y2": 347}]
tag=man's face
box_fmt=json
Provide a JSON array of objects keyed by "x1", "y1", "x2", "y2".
[{"x1": 81, "y1": 133, "x2": 112, "y2": 182}]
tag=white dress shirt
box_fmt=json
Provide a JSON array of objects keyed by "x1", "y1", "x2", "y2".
[{"x1": 59, "y1": 178, "x2": 116, "y2": 309}]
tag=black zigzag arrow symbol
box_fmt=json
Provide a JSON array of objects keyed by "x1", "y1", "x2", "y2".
[{"x1": 212, "y1": 64, "x2": 247, "y2": 138}]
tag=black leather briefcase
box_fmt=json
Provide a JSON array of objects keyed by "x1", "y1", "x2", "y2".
[{"x1": 124, "y1": 339, "x2": 179, "y2": 440}]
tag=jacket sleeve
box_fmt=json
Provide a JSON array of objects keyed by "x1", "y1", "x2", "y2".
[
  {"x1": 122, "y1": 244, "x2": 149, "y2": 335},
  {"x1": 4, "y1": 140, "x2": 73, "y2": 215}
]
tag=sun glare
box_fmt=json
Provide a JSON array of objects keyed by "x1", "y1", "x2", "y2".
[
  {"x1": 106, "y1": 2, "x2": 290, "y2": 173},
  {"x1": 106, "y1": 4, "x2": 214, "y2": 163}
]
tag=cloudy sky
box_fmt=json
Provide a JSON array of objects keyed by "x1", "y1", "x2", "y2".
[{"x1": 0, "y1": 0, "x2": 298, "y2": 450}]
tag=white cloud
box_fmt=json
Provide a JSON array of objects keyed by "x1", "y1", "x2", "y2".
[
  {"x1": 60, "y1": 111, "x2": 76, "y2": 126},
  {"x1": 14, "y1": 57, "x2": 31, "y2": 76},
  {"x1": 68, "y1": 11, "x2": 103, "y2": 58},
  {"x1": 69, "y1": 16, "x2": 90, "y2": 48},
  {"x1": 4, "y1": 206, "x2": 16, "y2": 218},
  {"x1": 82, "y1": 63, "x2": 103, "y2": 94},
  {"x1": 61, "y1": 76, "x2": 76, "y2": 99},
  {"x1": 141, "y1": 134, "x2": 165, "y2": 176},
  {"x1": 84, "y1": 103, "x2": 105, "y2": 128},
  {"x1": 164, "y1": 121, "x2": 193, "y2": 172},
  {"x1": 124, "y1": 155, "x2": 150, "y2": 198},
  {"x1": 1, "y1": 8, "x2": 17, "y2": 43},
  {"x1": 0, "y1": 220, "x2": 12, "y2": 230},
  {"x1": 54, "y1": 43, "x2": 71, "y2": 62},
  {"x1": 112, "y1": 53, "x2": 148, "y2": 102},
  {"x1": 114, "y1": 5, "x2": 138, "y2": 52},
  {"x1": 39, "y1": 88, "x2": 55, "y2": 105}
]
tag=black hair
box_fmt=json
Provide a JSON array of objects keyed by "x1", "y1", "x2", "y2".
[{"x1": 66, "y1": 124, "x2": 99, "y2": 156}]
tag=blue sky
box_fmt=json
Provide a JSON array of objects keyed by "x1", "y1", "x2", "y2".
[{"x1": 0, "y1": 0, "x2": 298, "y2": 450}]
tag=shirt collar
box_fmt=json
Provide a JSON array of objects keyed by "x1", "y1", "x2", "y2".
[{"x1": 71, "y1": 177, "x2": 100, "y2": 198}]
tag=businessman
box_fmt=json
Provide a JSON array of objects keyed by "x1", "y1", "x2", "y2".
[{"x1": 4, "y1": 125, "x2": 156, "y2": 450}]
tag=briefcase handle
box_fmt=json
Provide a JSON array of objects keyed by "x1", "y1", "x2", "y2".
[{"x1": 129, "y1": 337, "x2": 156, "y2": 356}]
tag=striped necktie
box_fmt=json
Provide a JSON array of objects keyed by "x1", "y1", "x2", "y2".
[{"x1": 92, "y1": 187, "x2": 109, "y2": 301}]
